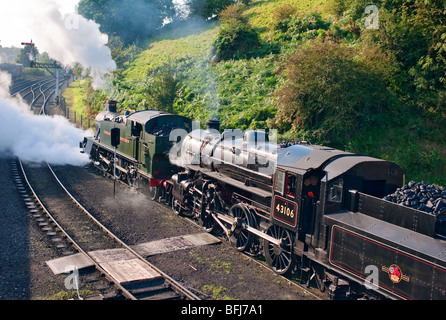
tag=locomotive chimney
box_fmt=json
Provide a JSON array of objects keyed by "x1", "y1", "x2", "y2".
[
  {"x1": 206, "y1": 119, "x2": 220, "y2": 132},
  {"x1": 106, "y1": 100, "x2": 117, "y2": 113}
]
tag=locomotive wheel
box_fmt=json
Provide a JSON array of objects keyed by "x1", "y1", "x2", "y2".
[
  {"x1": 227, "y1": 204, "x2": 257, "y2": 252},
  {"x1": 99, "y1": 156, "x2": 111, "y2": 173},
  {"x1": 263, "y1": 225, "x2": 295, "y2": 275},
  {"x1": 199, "y1": 211, "x2": 216, "y2": 233},
  {"x1": 120, "y1": 163, "x2": 131, "y2": 186},
  {"x1": 199, "y1": 190, "x2": 221, "y2": 233}
]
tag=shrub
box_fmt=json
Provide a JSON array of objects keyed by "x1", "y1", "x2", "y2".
[
  {"x1": 213, "y1": 25, "x2": 260, "y2": 60},
  {"x1": 143, "y1": 62, "x2": 182, "y2": 113},
  {"x1": 270, "y1": 3, "x2": 298, "y2": 27},
  {"x1": 188, "y1": 0, "x2": 251, "y2": 19},
  {"x1": 213, "y1": 3, "x2": 261, "y2": 60},
  {"x1": 273, "y1": 12, "x2": 331, "y2": 44},
  {"x1": 274, "y1": 40, "x2": 394, "y2": 146}
]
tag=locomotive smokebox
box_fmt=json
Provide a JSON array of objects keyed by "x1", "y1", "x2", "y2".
[
  {"x1": 106, "y1": 100, "x2": 117, "y2": 113},
  {"x1": 206, "y1": 119, "x2": 220, "y2": 132}
]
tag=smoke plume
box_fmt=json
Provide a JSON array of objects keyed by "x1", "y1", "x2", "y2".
[
  {"x1": 0, "y1": 72, "x2": 92, "y2": 165},
  {"x1": 0, "y1": 0, "x2": 116, "y2": 89}
]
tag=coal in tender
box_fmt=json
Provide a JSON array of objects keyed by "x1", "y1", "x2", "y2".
[{"x1": 383, "y1": 181, "x2": 446, "y2": 216}]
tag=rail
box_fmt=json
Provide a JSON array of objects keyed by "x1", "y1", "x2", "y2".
[
  {"x1": 15, "y1": 77, "x2": 200, "y2": 300},
  {"x1": 45, "y1": 162, "x2": 201, "y2": 300}
]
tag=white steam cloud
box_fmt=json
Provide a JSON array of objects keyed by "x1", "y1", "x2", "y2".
[
  {"x1": 0, "y1": 0, "x2": 116, "y2": 89},
  {"x1": 0, "y1": 72, "x2": 92, "y2": 165}
]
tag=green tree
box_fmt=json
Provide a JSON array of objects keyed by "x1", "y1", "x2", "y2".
[
  {"x1": 346, "y1": 0, "x2": 446, "y2": 118},
  {"x1": 77, "y1": 0, "x2": 176, "y2": 44},
  {"x1": 16, "y1": 45, "x2": 38, "y2": 67}
]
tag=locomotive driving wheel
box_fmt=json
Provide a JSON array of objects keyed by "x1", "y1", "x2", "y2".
[
  {"x1": 263, "y1": 225, "x2": 295, "y2": 275},
  {"x1": 199, "y1": 209, "x2": 216, "y2": 233},
  {"x1": 227, "y1": 203, "x2": 257, "y2": 252},
  {"x1": 199, "y1": 186, "x2": 220, "y2": 233},
  {"x1": 99, "y1": 153, "x2": 112, "y2": 173},
  {"x1": 121, "y1": 162, "x2": 132, "y2": 186}
]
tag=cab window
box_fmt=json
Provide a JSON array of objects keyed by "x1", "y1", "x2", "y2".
[
  {"x1": 275, "y1": 171, "x2": 297, "y2": 199},
  {"x1": 286, "y1": 174, "x2": 296, "y2": 198},
  {"x1": 275, "y1": 170, "x2": 286, "y2": 194},
  {"x1": 327, "y1": 178, "x2": 343, "y2": 203}
]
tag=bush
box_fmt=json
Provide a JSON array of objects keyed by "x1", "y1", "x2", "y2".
[
  {"x1": 273, "y1": 12, "x2": 331, "y2": 44},
  {"x1": 188, "y1": 0, "x2": 251, "y2": 19},
  {"x1": 143, "y1": 62, "x2": 182, "y2": 113},
  {"x1": 213, "y1": 25, "x2": 261, "y2": 60},
  {"x1": 270, "y1": 3, "x2": 298, "y2": 28},
  {"x1": 274, "y1": 40, "x2": 394, "y2": 146},
  {"x1": 213, "y1": 3, "x2": 261, "y2": 60}
]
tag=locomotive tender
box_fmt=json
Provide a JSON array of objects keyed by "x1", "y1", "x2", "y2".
[{"x1": 81, "y1": 101, "x2": 446, "y2": 300}]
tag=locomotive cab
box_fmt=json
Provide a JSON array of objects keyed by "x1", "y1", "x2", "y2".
[
  {"x1": 271, "y1": 144, "x2": 347, "y2": 238},
  {"x1": 272, "y1": 166, "x2": 326, "y2": 241}
]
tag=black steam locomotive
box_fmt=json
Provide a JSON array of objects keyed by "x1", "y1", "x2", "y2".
[{"x1": 81, "y1": 102, "x2": 446, "y2": 300}]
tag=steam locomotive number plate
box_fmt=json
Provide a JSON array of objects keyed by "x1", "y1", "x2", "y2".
[{"x1": 273, "y1": 196, "x2": 298, "y2": 227}]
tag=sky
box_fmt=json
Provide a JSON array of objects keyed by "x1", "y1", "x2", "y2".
[
  {"x1": 0, "y1": 0, "x2": 101, "y2": 165},
  {"x1": 0, "y1": 0, "x2": 186, "y2": 88},
  {"x1": 0, "y1": 0, "x2": 116, "y2": 89},
  {"x1": 0, "y1": 0, "x2": 80, "y2": 47}
]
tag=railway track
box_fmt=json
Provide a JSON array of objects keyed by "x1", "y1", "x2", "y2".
[
  {"x1": 11, "y1": 75, "x2": 200, "y2": 300},
  {"x1": 11, "y1": 76, "x2": 53, "y2": 98},
  {"x1": 10, "y1": 76, "x2": 67, "y2": 115},
  {"x1": 16, "y1": 159, "x2": 201, "y2": 300}
]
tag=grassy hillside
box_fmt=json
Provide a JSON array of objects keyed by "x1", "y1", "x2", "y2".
[
  {"x1": 123, "y1": 21, "x2": 220, "y2": 83},
  {"x1": 67, "y1": 0, "x2": 446, "y2": 186},
  {"x1": 247, "y1": 0, "x2": 333, "y2": 34}
]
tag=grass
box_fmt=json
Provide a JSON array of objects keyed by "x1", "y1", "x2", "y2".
[
  {"x1": 248, "y1": 0, "x2": 334, "y2": 38},
  {"x1": 63, "y1": 80, "x2": 88, "y2": 116},
  {"x1": 122, "y1": 21, "x2": 220, "y2": 83},
  {"x1": 202, "y1": 285, "x2": 235, "y2": 300},
  {"x1": 49, "y1": 289, "x2": 98, "y2": 300},
  {"x1": 347, "y1": 120, "x2": 446, "y2": 186}
]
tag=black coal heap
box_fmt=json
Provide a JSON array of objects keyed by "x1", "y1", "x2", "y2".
[{"x1": 384, "y1": 181, "x2": 446, "y2": 216}]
